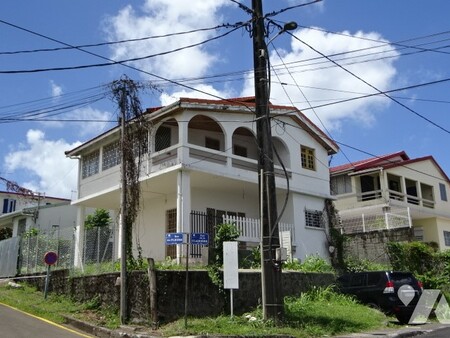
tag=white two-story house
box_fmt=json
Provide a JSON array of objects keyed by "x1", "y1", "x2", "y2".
[
  {"x1": 66, "y1": 97, "x2": 339, "y2": 265},
  {"x1": 330, "y1": 151, "x2": 450, "y2": 251}
]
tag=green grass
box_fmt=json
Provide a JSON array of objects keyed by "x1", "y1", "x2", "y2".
[
  {"x1": 0, "y1": 283, "x2": 388, "y2": 337},
  {"x1": 159, "y1": 286, "x2": 387, "y2": 337},
  {"x1": 0, "y1": 283, "x2": 119, "y2": 329},
  {"x1": 0, "y1": 283, "x2": 84, "y2": 324}
]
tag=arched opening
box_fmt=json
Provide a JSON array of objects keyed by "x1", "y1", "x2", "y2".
[
  {"x1": 154, "y1": 118, "x2": 179, "y2": 152},
  {"x1": 188, "y1": 115, "x2": 225, "y2": 151},
  {"x1": 272, "y1": 137, "x2": 290, "y2": 168},
  {"x1": 232, "y1": 127, "x2": 258, "y2": 160}
]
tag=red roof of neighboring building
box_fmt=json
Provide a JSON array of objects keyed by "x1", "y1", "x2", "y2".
[
  {"x1": 330, "y1": 151, "x2": 409, "y2": 173},
  {"x1": 330, "y1": 151, "x2": 450, "y2": 182}
]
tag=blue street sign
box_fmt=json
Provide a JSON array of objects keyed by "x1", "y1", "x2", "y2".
[
  {"x1": 191, "y1": 232, "x2": 209, "y2": 245},
  {"x1": 165, "y1": 232, "x2": 184, "y2": 245}
]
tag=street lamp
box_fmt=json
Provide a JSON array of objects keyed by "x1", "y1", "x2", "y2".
[{"x1": 266, "y1": 22, "x2": 298, "y2": 46}]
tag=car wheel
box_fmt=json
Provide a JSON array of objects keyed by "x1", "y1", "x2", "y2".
[{"x1": 395, "y1": 312, "x2": 412, "y2": 324}]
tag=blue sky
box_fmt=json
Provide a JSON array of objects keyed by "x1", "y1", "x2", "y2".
[{"x1": 0, "y1": 0, "x2": 449, "y2": 198}]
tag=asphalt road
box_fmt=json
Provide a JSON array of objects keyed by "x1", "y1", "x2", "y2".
[{"x1": 0, "y1": 303, "x2": 92, "y2": 338}]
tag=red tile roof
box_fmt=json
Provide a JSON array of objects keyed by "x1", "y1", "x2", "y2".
[
  {"x1": 330, "y1": 151, "x2": 450, "y2": 182},
  {"x1": 330, "y1": 151, "x2": 408, "y2": 173}
]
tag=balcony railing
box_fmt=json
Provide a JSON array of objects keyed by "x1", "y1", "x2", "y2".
[
  {"x1": 357, "y1": 190, "x2": 382, "y2": 202},
  {"x1": 339, "y1": 207, "x2": 412, "y2": 234},
  {"x1": 222, "y1": 215, "x2": 295, "y2": 244}
]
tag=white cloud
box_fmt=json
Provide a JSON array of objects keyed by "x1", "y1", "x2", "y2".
[
  {"x1": 68, "y1": 107, "x2": 113, "y2": 137},
  {"x1": 104, "y1": 0, "x2": 232, "y2": 89},
  {"x1": 159, "y1": 84, "x2": 233, "y2": 106},
  {"x1": 39, "y1": 106, "x2": 113, "y2": 138},
  {"x1": 4, "y1": 129, "x2": 81, "y2": 199},
  {"x1": 241, "y1": 28, "x2": 399, "y2": 130},
  {"x1": 50, "y1": 80, "x2": 63, "y2": 97}
]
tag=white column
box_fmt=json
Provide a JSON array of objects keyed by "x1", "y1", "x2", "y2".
[
  {"x1": 73, "y1": 206, "x2": 86, "y2": 268},
  {"x1": 380, "y1": 168, "x2": 388, "y2": 200},
  {"x1": 176, "y1": 170, "x2": 191, "y2": 263},
  {"x1": 177, "y1": 116, "x2": 189, "y2": 164}
]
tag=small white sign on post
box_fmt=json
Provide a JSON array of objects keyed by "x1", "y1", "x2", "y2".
[
  {"x1": 223, "y1": 241, "x2": 239, "y2": 317},
  {"x1": 280, "y1": 231, "x2": 292, "y2": 261}
]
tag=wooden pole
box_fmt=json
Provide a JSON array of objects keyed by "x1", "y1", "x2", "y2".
[{"x1": 147, "y1": 257, "x2": 158, "y2": 329}]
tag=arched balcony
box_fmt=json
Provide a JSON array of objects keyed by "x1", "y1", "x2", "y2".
[{"x1": 187, "y1": 115, "x2": 227, "y2": 165}]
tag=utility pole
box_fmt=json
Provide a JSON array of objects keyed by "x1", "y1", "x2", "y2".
[
  {"x1": 119, "y1": 83, "x2": 128, "y2": 325},
  {"x1": 251, "y1": 0, "x2": 284, "y2": 322}
]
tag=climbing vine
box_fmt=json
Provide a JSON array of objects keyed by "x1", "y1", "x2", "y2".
[
  {"x1": 109, "y1": 75, "x2": 156, "y2": 269},
  {"x1": 324, "y1": 199, "x2": 346, "y2": 271}
]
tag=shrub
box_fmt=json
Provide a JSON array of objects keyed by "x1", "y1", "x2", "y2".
[
  {"x1": 386, "y1": 241, "x2": 450, "y2": 289},
  {"x1": 344, "y1": 257, "x2": 391, "y2": 273},
  {"x1": 283, "y1": 255, "x2": 334, "y2": 273}
]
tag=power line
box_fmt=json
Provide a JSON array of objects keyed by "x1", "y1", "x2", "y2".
[
  {"x1": 275, "y1": 118, "x2": 449, "y2": 184},
  {"x1": 0, "y1": 18, "x2": 260, "y2": 115},
  {"x1": 269, "y1": 40, "x2": 354, "y2": 167},
  {"x1": 0, "y1": 22, "x2": 241, "y2": 56},
  {"x1": 283, "y1": 29, "x2": 450, "y2": 135},
  {"x1": 296, "y1": 24, "x2": 450, "y2": 56},
  {"x1": 265, "y1": 0, "x2": 323, "y2": 18},
  {"x1": 0, "y1": 24, "x2": 246, "y2": 74}
]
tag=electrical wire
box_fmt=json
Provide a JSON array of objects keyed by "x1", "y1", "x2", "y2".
[
  {"x1": 282, "y1": 29, "x2": 450, "y2": 135},
  {"x1": 275, "y1": 118, "x2": 449, "y2": 184},
  {"x1": 0, "y1": 23, "x2": 240, "y2": 56},
  {"x1": 265, "y1": 0, "x2": 323, "y2": 18},
  {"x1": 0, "y1": 18, "x2": 260, "y2": 117},
  {"x1": 295, "y1": 24, "x2": 450, "y2": 56},
  {"x1": 0, "y1": 25, "x2": 246, "y2": 74}
]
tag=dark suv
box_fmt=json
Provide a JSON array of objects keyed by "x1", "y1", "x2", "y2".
[{"x1": 336, "y1": 271, "x2": 423, "y2": 323}]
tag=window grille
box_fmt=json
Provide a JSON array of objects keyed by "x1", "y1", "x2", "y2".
[
  {"x1": 155, "y1": 126, "x2": 171, "y2": 152},
  {"x1": 444, "y1": 231, "x2": 450, "y2": 246},
  {"x1": 102, "y1": 141, "x2": 121, "y2": 170},
  {"x1": 305, "y1": 209, "x2": 324, "y2": 228},
  {"x1": 82, "y1": 150, "x2": 100, "y2": 178},
  {"x1": 166, "y1": 208, "x2": 177, "y2": 259}
]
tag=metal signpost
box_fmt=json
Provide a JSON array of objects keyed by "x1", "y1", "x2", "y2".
[
  {"x1": 223, "y1": 241, "x2": 239, "y2": 317},
  {"x1": 43, "y1": 251, "x2": 58, "y2": 299},
  {"x1": 165, "y1": 232, "x2": 209, "y2": 328}
]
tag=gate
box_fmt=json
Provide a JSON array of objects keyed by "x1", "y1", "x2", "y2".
[{"x1": 0, "y1": 237, "x2": 20, "y2": 277}]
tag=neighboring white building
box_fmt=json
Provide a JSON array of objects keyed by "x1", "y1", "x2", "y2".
[
  {"x1": 0, "y1": 191, "x2": 74, "y2": 236},
  {"x1": 66, "y1": 97, "x2": 339, "y2": 264},
  {"x1": 330, "y1": 151, "x2": 450, "y2": 251}
]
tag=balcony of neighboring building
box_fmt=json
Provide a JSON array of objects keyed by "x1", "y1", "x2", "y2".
[{"x1": 331, "y1": 171, "x2": 436, "y2": 212}]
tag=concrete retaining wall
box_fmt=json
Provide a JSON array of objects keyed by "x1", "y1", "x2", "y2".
[
  {"x1": 22, "y1": 269, "x2": 335, "y2": 323},
  {"x1": 344, "y1": 228, "x2": 414, "y2": 264}
]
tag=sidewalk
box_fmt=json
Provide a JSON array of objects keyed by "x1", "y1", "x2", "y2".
[
  {"x1": 64, "y1": 315, "x2": 449, "y2": 338},
  {"x1": 333, "y1": 322, "x2": 448, "y2": 338}
]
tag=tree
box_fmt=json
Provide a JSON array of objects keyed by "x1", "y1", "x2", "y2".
[
  {"x1": 85, "y1": 209, "x2": 111, "y2": 230},
  {"x1": 0, "y1": 227, "x2": 12, "y2": 240}
]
